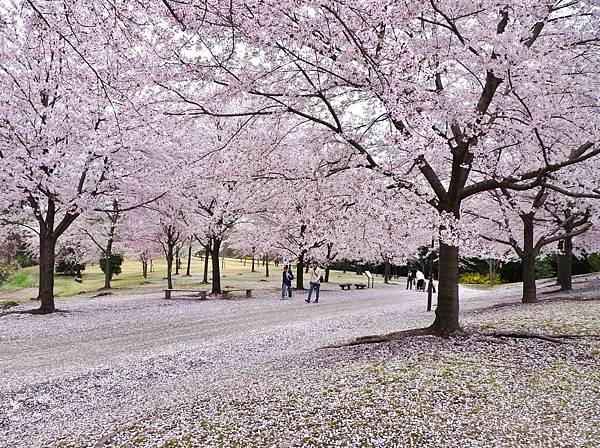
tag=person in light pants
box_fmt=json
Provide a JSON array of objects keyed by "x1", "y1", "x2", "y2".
[{"x1": 305, "y1": 261, "x2": 323, "y2": 303}]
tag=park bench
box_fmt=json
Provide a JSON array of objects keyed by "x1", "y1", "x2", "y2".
[
  {"x1": 354, "y1": 283, "x2": 367, "y2": 289},
  {"x1": 220, "y1": 288, "x2": 254, "y2": 299},
  {"x1": 164, "y1": 289, "x2": 208, "y2": 300},
  {"x1": 339, "y1": 283, "x2": 353, "y2": 290}
]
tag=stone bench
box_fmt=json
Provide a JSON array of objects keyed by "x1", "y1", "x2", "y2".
[
  {"x1": 164, "y1": 289, "x2": 208, "y2": 300},
  {"x1": 221, "y1": 289, "x2": 253, "y2": 299}
]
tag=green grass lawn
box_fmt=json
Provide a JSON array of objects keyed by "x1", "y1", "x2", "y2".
[{"x1": 0, "y1": 256, "x2": 379, "y2": 303}]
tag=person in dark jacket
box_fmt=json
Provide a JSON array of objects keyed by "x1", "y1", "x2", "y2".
[
  {"x1": 281, "y1": 265, "x2": 294, "y2": 300},
  {"x1": 406, "y1": 269, "x2": 416, "y2": 290}
]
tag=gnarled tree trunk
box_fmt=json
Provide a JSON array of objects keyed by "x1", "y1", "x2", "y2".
[{"x1": 430, "y1": 242, "x2": 459, "y2": 334}]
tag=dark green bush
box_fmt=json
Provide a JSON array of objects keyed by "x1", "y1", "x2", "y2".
[{"x1": 99, "y1": 253, "x2": 124, "y2": 279}]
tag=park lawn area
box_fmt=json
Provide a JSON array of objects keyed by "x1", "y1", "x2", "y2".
[{"x1": 0, "y1": 256, "x2": 376, "y2": 303}]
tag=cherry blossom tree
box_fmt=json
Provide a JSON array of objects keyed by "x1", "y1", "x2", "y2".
[
  {"x1": 151, "y1": 0, "x2": 600, "y2": 333},
  {"x1": 0, "y1": 2, "x2": 148, "y2": 312},
  {"x1": 466, "y1": 187, "x2": 594, "y2": 302}
]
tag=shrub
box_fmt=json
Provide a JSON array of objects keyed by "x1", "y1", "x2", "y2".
[
  {"x1": 459, "y1": 272, "x2": 506, "y2": 285},
  {"x1": 99, "y1": 253, "x2": 124, "y2": 279},
  {"x1": 56, "y1": 246, "x2": 87, "y2": 276},
  {"x1": 0, "y1": 262, "x2": 14, "y2": 284},
  {"x1": 588, "y1": 253, "x2": 600, "y2": 272}
]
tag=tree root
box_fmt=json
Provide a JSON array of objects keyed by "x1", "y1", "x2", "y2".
[
  {"x1": 321, "y1": 327, "x2": 600, "y2": 350},
  {"x1": 321, "y1": 326, "x2": 436, "y2": 349},
  {"x1": 481, "y1": 330, "x2": 600, "y2": 344}
]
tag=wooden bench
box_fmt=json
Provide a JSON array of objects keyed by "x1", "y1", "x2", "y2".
[
  {"x1": 220, "y1": 288, "x2": 253, "y2": 299},
  {"x1": 354, "y1": 283, "x2": 367, "y2": 290},
  {"x1": 339, "y1": 283, "x2": 353, "y2": 290},
  {"x1": 164, "y1": 289, "x2": 208, "y2": 300}
]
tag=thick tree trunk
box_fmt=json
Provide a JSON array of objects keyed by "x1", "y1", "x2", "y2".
[
  {"x1": 166, "y1": 244, "x2": 174, "y2": 290},
  {"x1": 430, "y1": 243, "x2": 460, "y2": 335},
  {"x1": 211, "y1": 238, "x2": 222, "y2": 294},
  {"x1": 38, "y1": 234, "x2": 57, "y2": 314},
  {"x1": 522, "y1": 254, "x2": 537, "y2": 303},
  {"x1": 296, "y1": 253, "x2": 305, "y2": 290},
  {"x1": 324, "y1": 267, "x2": 330, "y2": 283},
  {"x1": 384, "y1": 260, "x2": 391, "y2": 284},
  {"x1": 265, "y1": 255, "x2": 269, "y2": 278},
  {"x1": 251, "y1": 250, "x2": 256, "y2": 272},
  {"x1": 142, "y1": 259, "x2": 148, "y2": 278},
  {"x1": 186, "y1": 244, "x2": 192, "y2": 276},
  {"x1": 202, "y1": 242, "x2": 210, "y2": 283},
  {"x1": 521, "y1": 214, "x2": 538, "y2": 303}
]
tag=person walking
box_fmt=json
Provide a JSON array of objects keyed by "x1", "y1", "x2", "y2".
[
  {"x1": 281, "y1": 265, "x2": 294, "y2": 300},
  {"x1": 305, "y1": 260, "x2": 323, "y2": 303}
]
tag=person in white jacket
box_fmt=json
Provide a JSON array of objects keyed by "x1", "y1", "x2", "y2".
[
  {"x1": 305, "y1": 261, "x2": 323, "y2": 303},
  {"x1": 415, "y1": 270, "x2": 426, "y2": 291}
]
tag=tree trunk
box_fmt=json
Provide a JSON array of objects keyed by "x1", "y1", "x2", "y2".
[
  {"x1": 38, "y1": 234, "x2": 57, "y2": 314},
  {"x1": 296, "y1": 253, "x2": 305, "y2": 290},
  {"x1": 384, "y1": 260, "x2": 391, "y2": 284},
  {"x1": 142, "y1": 258, "x2": 148, "y2": 278},
  {"x1": 521, "y1": 214, "x2": 538, "y2": 303},
  {"x1": 203, "y1": 244, "x2": 210, "y2": 283},
  {"x1": 265, "y1": 255, "x2": 270, "y2": 278},
  {"x1": 166, "y1": 243, "x2": 174, "y2": 290},
  {"x1": 211, "y1": 238, "x2": 222, "y2": 294},
  {"x1": 175, "y1": 247, "x2": 180, "y2": 275},
  {"x1": 522, "y1": 254, "x2": 537, "y2": 303},
  {"x1": 430, "y1": 243, "x2": 460, "y2": 335},
  {"x1": 251, "y1": 249, "x2": 256, "y2": 272},
  {"x1": 324, "y1": 267, "x2": 330, "y2": 283},
  {"x1": 186, "y1": 244, "x2": 192, "y2": 276},
  {"x1": 103, "y1": 238, "x2": 113, "y2": 290},
  {"x1": 555, "y1": 251, "x2": 562, "y2": 286}
]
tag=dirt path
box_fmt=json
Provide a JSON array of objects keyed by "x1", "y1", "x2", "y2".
[{"x1": 0, "y1": 280, "x2": 589, "y2": 447}]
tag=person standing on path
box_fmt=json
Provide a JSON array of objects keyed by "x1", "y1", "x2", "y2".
[
  {"x1": 305, "y1": 260, "x2": 323, "y2": 303},
  {"x1": 416, "y1": 270, "x2": 426, "y2": 291},
  {"x1": 406, "y1": 269, "x2": 415, "y2": 290},
  {"x1": 281, "y1": 265, "x2": 294, "y2": 300}
]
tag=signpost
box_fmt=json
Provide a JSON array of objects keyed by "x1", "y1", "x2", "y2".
[{"x1": 364, "y1": 271, "x2": 374, "y2": 288}]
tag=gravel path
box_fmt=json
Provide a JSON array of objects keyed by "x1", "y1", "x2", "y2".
[{"x1": 0, "y1": 281, "x2": 583, "y2": 447}]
